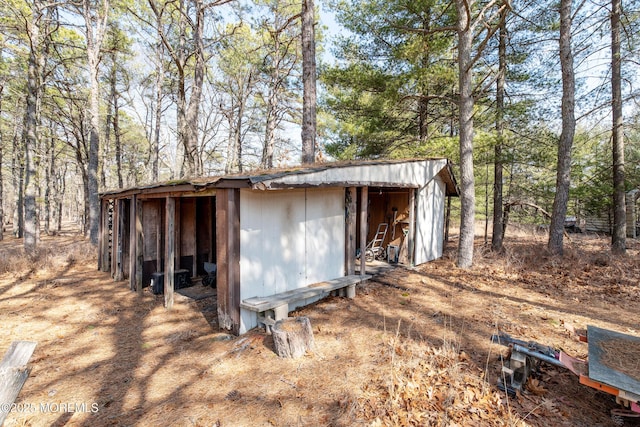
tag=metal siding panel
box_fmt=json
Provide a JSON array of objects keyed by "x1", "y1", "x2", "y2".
[
  {"x1": 239, "y1": 188, "x2": 346, "y2": 332},
  {"x1": 415, "y1": 178, "x2": 445, "y2": 264},
  {"x1": 240, "y1": 189, "x2": 307, "y2": 300},
  {"x1": 304, "y1": 188, "x2": 345, "y2": 283}
]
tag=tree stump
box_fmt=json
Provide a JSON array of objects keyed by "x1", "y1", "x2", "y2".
[{"x1": 272, "y1": 317, "x2": 315, "y2": 358}]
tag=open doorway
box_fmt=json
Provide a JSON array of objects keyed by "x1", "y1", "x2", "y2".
[{"x1": 356, "y1": 187, "x2": 414, "y2": 272}]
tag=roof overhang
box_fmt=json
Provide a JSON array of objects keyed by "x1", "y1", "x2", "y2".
[{"x1": 100, "y1": 159, "x2": 460, "y2": 199}]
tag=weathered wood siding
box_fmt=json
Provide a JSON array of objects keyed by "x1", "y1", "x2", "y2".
[
  {"x1": 414, "y1": 176, "x2": 445, "y2": 264},
  {"x1": 239, "y1": 188, "x2": 345, "y2": 333}
]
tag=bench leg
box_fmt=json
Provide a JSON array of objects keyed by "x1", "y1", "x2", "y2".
[
  {"x1": 274, "y1": 304, "x2": 288, "y2": 321},
  {"x1": 346, "y1": 284, "x2": 356, "y2": 299}
]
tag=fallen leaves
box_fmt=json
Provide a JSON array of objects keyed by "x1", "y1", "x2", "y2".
[{"x1": 354, "y1": 334, "x2": 519, "y2": 426}]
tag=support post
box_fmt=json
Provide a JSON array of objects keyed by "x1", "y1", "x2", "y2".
[
  {"x1": 408, "y1": 189, "x2": 416, "y2": 266},
  {"x1": 345, "y1": 187, "x2": 357, "y2": 275},
  {"x1": 98, "y1": 198, "x2": 104, "y2": 271},
  {"x1": 175, "y1": 198, "x2": 181, "y2": 270},
  {"x1": 129, "y1": 195, "x2": 137, "y2": 291},
  {"x1": 165, "y1": 197, "x2": 176, "y2": 309},
  {"x1": 156, "y1": 200, "x2": 162, "y2": 272},
  {"x1": 359, "y1": 187, "x2": 368, "y2": 277},
  {"x1": 208, "y1": 197, "x2": 215, "y2": 263},
  {"x1": 135, "y1": 196, "x2": 143, "y2": 294},
  {"x1": 192, "y1": 201, "x2": 197, "y2": 277},
  {"x1": 114, "y1": 200, "x2": 124, "y2": 280},
  {"x1": 445, "y1": 195, "x2": 451, "y2": 242},
  {"x1": 216, "y1": 189, "x2": 241, "y2": 334}
]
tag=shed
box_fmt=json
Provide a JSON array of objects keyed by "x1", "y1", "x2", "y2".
[
  {"x1": 98, "y1": 159, "x2": 459, "y2": 334},
  {"x1": 582, "y1": 189, "x2": 640, "y2": 237}
]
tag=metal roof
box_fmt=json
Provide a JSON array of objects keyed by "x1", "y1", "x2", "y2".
[{"x1": 100, "y1": 158, "x2": 459, "y2": 199}]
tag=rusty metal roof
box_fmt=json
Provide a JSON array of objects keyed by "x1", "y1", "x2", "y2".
[{"x1": 100, "y1": 158, "x2": 459, "y2": 198}]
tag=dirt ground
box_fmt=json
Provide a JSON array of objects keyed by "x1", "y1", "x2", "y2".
[{"x1": 1, "y1": 227, "x2": 640, "y2": 426}]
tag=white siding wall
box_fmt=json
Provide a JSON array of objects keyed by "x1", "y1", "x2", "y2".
[
  {"x1": 239, "y1": 188, "x2": 345, "y2": 332},
  {"x1": 414, "y1": 177, "x2": 445, "y2": 265}
]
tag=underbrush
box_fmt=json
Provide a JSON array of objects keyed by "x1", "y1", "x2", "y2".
[
  {"x1": 348, "y1": 324, "x2": 528, "y2": 426},
  {"x1": 0, "y1": 236, "x2": 96, "y2": 275}
]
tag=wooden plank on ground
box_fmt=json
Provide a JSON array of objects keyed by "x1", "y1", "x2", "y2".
[
  {"x1": 240, "y1": 274, "x2": 372, "y2": 312},
  {"x1": 0, "y1": 341, "x2": 37, "y2": 425}
]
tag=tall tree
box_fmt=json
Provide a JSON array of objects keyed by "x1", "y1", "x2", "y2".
[
  {"x1": 323, "y1": 0, "x2": 458, "y2": 159},
  {"x1": 256, "y1": 0, "x2": 300, "y2": 169},
  {"x1": 455, "y1": 0, "x2": 508, "y2": 268},
  {"x1": 0, "y1": 62, "x2": 4, "y2": 242},
  {"x1": 81, "y1": 0, "x2": 110, "y2": 244},
  {"x1": 610, "y1": 0, "x2": 625, "y2": 254},
  {"x1": 491, "y1": 11, "x2": 507, "y2": 252},
  {"x1": 455, "y1": 0, "x2": 475, "y2": 267},
  {"x1": 548, "y1": 0, "x2": 576, "y2": 256},
  {"x1": 300, "y1": 0, "x2": 316, "y2": 163},
  {"x1": 148, "y1": 0, "x2": 230, "y2": 177},
  {"x1": 23, "y1": 0, "x2": 55, "y2": 255},
  {"x1": 216, "y1": 24, "x2": 261, "y2": 173}
]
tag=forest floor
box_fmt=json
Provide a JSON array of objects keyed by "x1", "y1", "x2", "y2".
[{"x1": 1, "y1": 225, "x2": 640, "y2": 426}]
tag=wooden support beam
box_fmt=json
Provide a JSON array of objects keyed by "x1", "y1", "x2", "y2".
[
  {"x1": 193, "y1": 201, "x2": 198, "y2": 277},
  {"x1": 111, "y1": 199, "x2": 120, "y2": 279},
  {"x1": 408, "y1": 189, "x2": 415, "y2": 266},
  {"x1": 175, "y1": 198, "x2": 181, "y2": 270},
  {"x1": 115, "y1": 200, "x2": 127, "y2": 281},
  {"x1": 208, "y1": 197, "x2": 214, "y2": 263},
  {"x1": 129, "y1": 196, "x2": 137, "y2": 291},
  {"x1": 359, "y1": 187, "x2": 368, "y2": 277},
  {"x1": 164, "y1": 197, "x2": 176, "y2": 309},
  {"x1": 98, "y1": 199, "x2": 104, "y2": 271},
  {"x1": 216, "y1": 189, "x2": 241, "y2": 334},
  {"x1": 156, "y1": 201, "x2": 162, "y2": 272},
  {"x1": 134, "y1": 196, "x2": 143, "y2": 294},
  {"x1": 345, "y1": 187, "x2": 357, "y2": 275},
  {"x1": 445, "y1": 195, "x2": 451, "y2": 242}
]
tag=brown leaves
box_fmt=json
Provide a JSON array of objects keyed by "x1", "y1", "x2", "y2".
[
  {"x1": 354, "y1": 335, "x2": 515, "y2": 426},
  {"x1": 526, "y1": 378, "x2": 548, "y2": 396}
]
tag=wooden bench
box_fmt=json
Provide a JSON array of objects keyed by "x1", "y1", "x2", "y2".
[
  {"x1": 240, "y1": 274, "x2": 372, "y2": 332},
  {"x1": 0, "y1": 341, "x2": 37, "y2": 424}
]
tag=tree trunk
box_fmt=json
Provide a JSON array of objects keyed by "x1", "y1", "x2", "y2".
[
  {"x1": 112, "y1": 77, "x2": 123, "y2": 189},
  {"x1": 455, "y1": 0, "x2": 475, "y2": 268},
  {"x1": 548, "y1": 0, "x2": 575, "y2": 256},
  {"x1": 272, "y1": 316, "x2": 315, "y2": 358},
  {"x1": 301, "y1": 0, "x2": 316, "y2": 164},
  {"x1": 152, "y1": 29, "x2": 163, "y2": 182},
  {"x1": 492, "y1": 14, "x2": 507, "y2": 252},
  {"x1": 23, "y1": 0, "x2": 43, "y2": 256},
  {"x1": 12, "y1": 112, "x2": 24, "y2": 239},
  {"x1": 611, "y1": 0, "x2": 625, "y2": 254},
  {"x1": 83, "y1": 0, "x2": 110, "y2": 245},
  {"x1": 182, "y1": 0, "x2": 205, "y2": 177},
  {"x1": 0, "y1": 82, "x2": 4, "y2": 241},
  {"x1": 56, "y1": 163, "x2": 67, "y2": 232},
  {"x1": 44, "y1": 135, "x2": 53, "y2": 235}
]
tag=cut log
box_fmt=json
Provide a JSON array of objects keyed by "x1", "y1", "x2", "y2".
[
  {"x1": 0, "y1": 341, "x2": 37, "y2": 425},
  {"x1": 272, "y1": 317, "x2": 315, "y2": 358}
]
